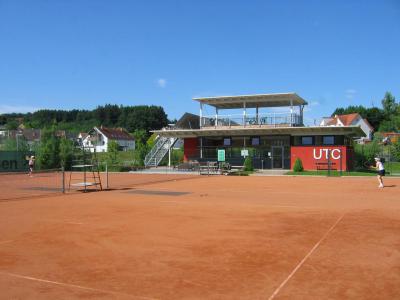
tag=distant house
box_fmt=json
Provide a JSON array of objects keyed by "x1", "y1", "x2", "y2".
[
  {"x1": 77, "y1": 132, "x2": 88, "y2": 145},
  {"x1": 320, "y1": 113, "x2": 373, "y2": 143},
  {"x1": 8, "y1": 129, "x2": 41, "y2": 149},
  {"x1": 82, "y1": 126, "x2": 135, "y2": 152},
  {"x1": 381, "y1": 132, "x2": 400, "y2": 144}
]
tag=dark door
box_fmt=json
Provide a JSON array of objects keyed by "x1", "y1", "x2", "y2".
[{"x1": 271, "y1": 146, "x2": 284, "y2": 169}]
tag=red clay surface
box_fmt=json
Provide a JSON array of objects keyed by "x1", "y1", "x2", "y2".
[{"x1": 0, "y1": 175, "x2": 399, "y2": 299}]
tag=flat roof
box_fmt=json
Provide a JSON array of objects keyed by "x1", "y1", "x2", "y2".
[
  {"x1": 153, "y1": 126, "x2": 365, "y2": 138},
  {"x1": 193, "y1": 93, "x2": 307, "y2": 109}
]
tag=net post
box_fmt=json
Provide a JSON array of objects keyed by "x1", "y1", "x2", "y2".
[
  {"x1": 106, "y1": 162, "x2": 109, "y2": 189},
  {"x1": 62, "y1": 166, "x2": 65, "y2": 193}
]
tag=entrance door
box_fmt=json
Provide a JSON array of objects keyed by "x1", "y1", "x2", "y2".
[{"x1": 271, "y1": 146, "x2": 284, "y2": 169}]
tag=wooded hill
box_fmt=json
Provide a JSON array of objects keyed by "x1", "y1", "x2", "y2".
[{"x1": 0, "y1": 104, "x2": 170, "y2": 135}]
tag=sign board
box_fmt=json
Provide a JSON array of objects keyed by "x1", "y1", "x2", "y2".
[
  {"x1": 291, "y1": 146, "x2": 347, "y2": 171},
  {"x1": 217, "y1": 149, "x2": 225, "y2": 162},
  {"x1": 0, "y1": 151, "x2": 33, "y2": 172},
  {"x1": 241, "y1": 149, "x2": 249, "y2": 157}
]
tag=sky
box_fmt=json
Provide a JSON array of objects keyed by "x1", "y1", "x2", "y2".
[{"x1": 0, "y1": 0, "x2": 399, "y2": 124}]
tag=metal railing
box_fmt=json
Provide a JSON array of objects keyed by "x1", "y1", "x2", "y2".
[{"x1": 200, "y1": 112, "x2": 302, "y2": 128}]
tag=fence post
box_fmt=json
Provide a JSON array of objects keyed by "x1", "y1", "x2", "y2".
[
  {"x1": 62, "y1": 166, "x2": 65, "y2": 193},
  {"x1": 106, "y1": 162, "x2": 109, "y2": 189},
  {"x1": 327, "y1": 149, "x2": 331, "y2": 177},
  {"x1": 339, "y1": 149, "x2": 343, "y2": 176}
]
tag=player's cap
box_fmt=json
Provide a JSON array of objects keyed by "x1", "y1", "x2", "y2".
[
  {"x1": 31, "y1": 155, "x2": 35, "y2": 159},
  {"x1": 374, "y1": 157, "x2": 380, "y2": 161}
]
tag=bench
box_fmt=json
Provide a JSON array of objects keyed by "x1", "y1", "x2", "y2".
[{"x1": 315, "y1": 162, "x2": 337, "y2": 171}]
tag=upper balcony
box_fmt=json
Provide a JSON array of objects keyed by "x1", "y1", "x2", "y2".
[
  {"x1": 201, "y1": 112, "x2": 302, "y2": 128},
  {"x1": 194, "y1": 92, "x2": 307, "y2": 129}
]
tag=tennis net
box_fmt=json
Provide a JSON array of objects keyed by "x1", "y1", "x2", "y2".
[{"x1": 0, "y1": 169, "x2": 64, "y2": 201}]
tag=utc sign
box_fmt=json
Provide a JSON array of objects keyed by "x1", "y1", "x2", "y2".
[
  {"x1": 291, "y1": 146, "x2": 348, "y2": 170},
  {"x1": 313, "y1": 148, "x2": 342, "y2": 160}
]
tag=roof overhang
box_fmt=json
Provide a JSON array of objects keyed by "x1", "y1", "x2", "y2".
[
  {"x1": 153, "y1": 126, "x2": 365, "y2": 138},
  {"x1": 193, "y1": 93, "x2": 307, "y2": 109}
]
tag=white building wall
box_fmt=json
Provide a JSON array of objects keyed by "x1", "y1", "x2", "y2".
[{"x1": 354, "y1": 119, "x2": 373, "y2": 143}]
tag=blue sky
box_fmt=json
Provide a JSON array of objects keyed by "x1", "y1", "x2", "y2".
[{"x1": 0, "y1": 0, "x2": 399, "y2": 124}]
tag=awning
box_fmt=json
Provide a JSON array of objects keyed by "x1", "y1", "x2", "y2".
[
  {"x1": 193, "y1": 92, "x2": 307, "y2": 109},
  {"x1": 153, "y1": 126, "x2": 365, "y2": 138}
]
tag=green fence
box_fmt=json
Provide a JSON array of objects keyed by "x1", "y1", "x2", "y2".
[{"x1": 0, "y1": 151, "x2": 34, "y2": 172}]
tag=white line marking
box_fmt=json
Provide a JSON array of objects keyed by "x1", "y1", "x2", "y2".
[
  {"x1": 0, "y1": 240, "x2": 15, "y2": 245},
  {"x1": 0, "y1": 271, "x2": 158, "y2": 300},
  {"x1": 267, "y1": 213, "x2": 345, "y2": 300},
  {"x1": 64, "y1": 222, "x2": 85, "y2": 225}
]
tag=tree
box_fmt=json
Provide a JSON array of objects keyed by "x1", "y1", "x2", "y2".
[
  {"x1": 2, "y1": 136, "x2": 29, "y2": 152},
  {"x1": 5, "y1": 120, "x2": 19, "y2": 130},
  {"x1": 293, "y1": 158, "x2": 304, "y2": 172},
  {"x1": 36, "y1": 127, "x2": 60, "y2": 169},
  {"x1": 107, "y1": 140, "x2": 120, "y2": 166},
  {"x1": 393, "y1": 139, "x2": 400, "y2": 162},
  {"x1": 59, "y1": 138, "x2": 75, "y2": 170},
  {"x1": 243, "y1": 156, "x2": 254, "y2": 171},
  {"x1": 381, "y1": 92, "x2": 397, "y2": 116}
]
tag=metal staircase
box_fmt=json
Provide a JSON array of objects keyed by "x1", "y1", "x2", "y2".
[{"x1": 144, "y1": 136, "x2": 177, "y2": 167}]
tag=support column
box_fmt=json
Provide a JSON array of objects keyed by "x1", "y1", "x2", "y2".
[
  {"x1": 243, "y1": 102, "x2": 247, "y2": 127},
  {"x1": 168, "y1": 146, "x2": 171, "y2": 167},
  {"x1": 215, "y1": 107, "x2": 218, "y2": 127},
  {"x1": 199, "y1": 103, "x2": 203, "y2": 128},
  {"x1": 290, "y1": 99, "x2": 293, "y2": 126},
  {"x1": 200, "y1": 137, "x2": 203, "y2": 159},
  {"x1": 256, "y1": 106, "x2": 259, "y2": 125},
  {"x1": 300, "y1": 105, "x2": 304, "y2": 125}
]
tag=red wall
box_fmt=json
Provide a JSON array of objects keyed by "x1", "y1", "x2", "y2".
[
  {"x1": 291, "y1": 146, "x2": 352, "y2": 170},
  {"x1": 183, "y1": 138, "x2": 198, "y2": 162}
]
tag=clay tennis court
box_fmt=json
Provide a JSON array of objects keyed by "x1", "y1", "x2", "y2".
[{"x1": 0, "y1": 174, "x2": 399, "y2": 299}]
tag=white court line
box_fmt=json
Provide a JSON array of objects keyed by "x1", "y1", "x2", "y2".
[
  {"x1": 271, "y1": 205, "x2": 300, "y2": 208},
  {"x1": 0, "y1": 240, "x2": 15, "y2": 245},
  {"x1": 64, "y1": 222, "x2": 85, "y2": 225},
  {"x1": 267, "y1": 213, "x2": 346, "y2": 300},
  {"x1": 0, "y1": 271, "x2": 158, "y2": 300}
]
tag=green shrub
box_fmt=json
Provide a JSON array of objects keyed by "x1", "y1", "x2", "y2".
[
  {"x1": 293, "y1": 158, "x2": 304, "y2": 172},
  {"x1": 243, "y1": 156, "x2": 254, "y2": 171}
]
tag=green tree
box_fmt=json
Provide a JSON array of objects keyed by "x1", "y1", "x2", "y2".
[
  {"x1": 5, "y1": 120, "x2": 19, "y2": 130},
  {"x1": 243, "y1": 156, "x2": 254, "y2": 171},
  {"x1": 107, "y1": 140, "x2": 120, "y2": 166},
  {"x1": 381, "y1": 92, "x2": 397, "y2": 116},
  {"x1": 293, "y1": 158, "x2": 304, "y2": 172},
  {"x1": 3, "y1": 136, "x2": 29, "y2": 152},
  {"x1": 36, "y1": 127, "x2": 60, "y2": 169},
  {"x1": 392, "y1": 139, "x2": 400, "y2": 162},
  {"x1": 59, "y1": 138, "x2": 75, "y2": 170}
]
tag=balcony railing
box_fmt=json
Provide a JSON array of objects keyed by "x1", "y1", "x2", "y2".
[{"x1": 201, "y1": 112, "x2": 302, "y2": 128}]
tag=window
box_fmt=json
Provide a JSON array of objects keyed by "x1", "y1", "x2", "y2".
[
  {"x1": 323, "y1": 136, "x2": 335, "y2": 145},
  {"x1": 301, "y1": 136, "x2": 313, "y2": 145},
  {"x1": 223, "y1": 137, "x2": 231, "y2": 146},
  {"x1": 251, "y1": 137, "x2": 260, "y2": 146}
]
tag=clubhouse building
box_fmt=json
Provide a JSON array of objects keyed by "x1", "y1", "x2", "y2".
[{"x1": 147, "y1": 93, "x2": 364, "y2": 171}]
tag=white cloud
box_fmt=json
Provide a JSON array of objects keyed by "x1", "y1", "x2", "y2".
[
  {"x1": 309, "y1": 101, "x2": 320, "y2": 106},
  {"x1": 345, "y1": 89, "x2": 357, "y2": 100},
  {"x1": 157, "y1": 78, "x2": 167, "y2": 88},
  {"x1": 0, "y1": 105, "x2": 41, "y2": 114}
]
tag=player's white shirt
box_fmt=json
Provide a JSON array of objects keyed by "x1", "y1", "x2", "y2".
[{"x1": 376, "y1": 161, "x2": 384, "y2": 171}]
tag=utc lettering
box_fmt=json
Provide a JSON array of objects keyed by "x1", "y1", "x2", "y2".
[{"x1": 313, "y1": 149, "x2": 341, "y2": 160}]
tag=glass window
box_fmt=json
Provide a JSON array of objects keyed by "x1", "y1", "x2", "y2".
[
  {"x1": 301, "y1": 136, "x2": 313, "y2": 145},
  {"x1": 223, "y1": 137, "x2": 231, "y2": 146},
  {"x1": 323, "y1": 136, "x2": 335, "y2": 145},
  {"x1": 251, "y1": 137, "x2": 260, "y2": 146}
]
